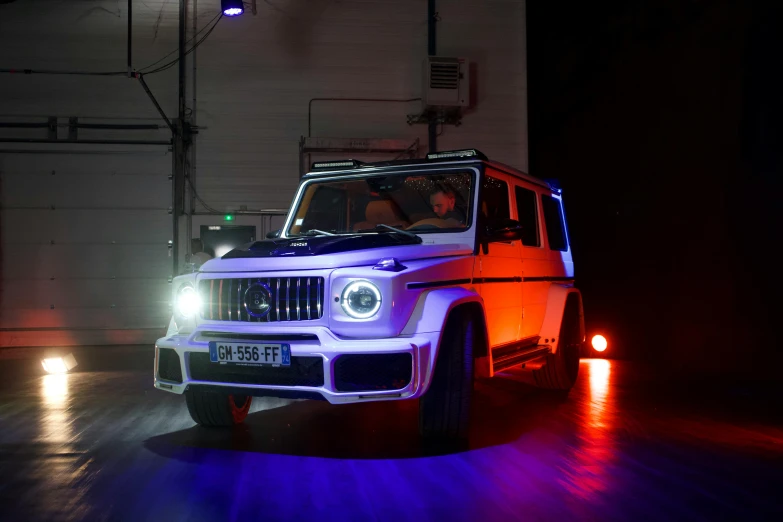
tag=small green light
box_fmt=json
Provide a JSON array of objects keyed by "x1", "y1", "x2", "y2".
[{"x1": 224, "y1": 215, "x2": 234, "y2": 221}]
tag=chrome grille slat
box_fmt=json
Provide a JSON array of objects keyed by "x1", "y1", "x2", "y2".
[
  {"x1": 210, "y1": 280, "x2": 215, "y2": 320},
  {"x1": 317, "y1": 278, "x2": 321, "y2": 317},
  {"x1": 227, "y1": 279, "x2": 233, "y2": 320},
  {"x1": 307, "y1": 278, "x2": 311, "y2": 320},
  {"x1": 237, "y1": 278, "x2": 243, "y2": 321},
  {"x1": 264, "y1": 278, "x2": 271, "y2": 323},
  {"x1": 296, "y1": 278, "x2": 301, "y2": 320},
  {"x1": 255, "y1": 277, "x2": 264, "y2": 323},
  {"x1": 276, "y1": 278, "x2": 281, "y2": 322},
  {"x1": 248, "y1": 278, "x2": 253, "y2": 322},
  {"x1": 286, "y1": 279, "x2": 291, "y2": 321},
  {"x1": 218, "y1": 280, "x2": 223, "y2": 320}
]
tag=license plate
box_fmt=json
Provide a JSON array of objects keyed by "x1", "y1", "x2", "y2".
[{"x1": 208, "y1": 342, "x2": 291, "y2": 366}]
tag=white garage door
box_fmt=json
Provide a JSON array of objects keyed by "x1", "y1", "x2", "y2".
[{"x1": 0, "y1": 151, "x2": 172, "y2": 347}]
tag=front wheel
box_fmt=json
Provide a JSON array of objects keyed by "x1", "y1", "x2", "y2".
[
  {"x1": 419, "y1": 309, "x2": 475, "y2": 441},
  {"x1": 185, "y1": 388, "x2": 252, "y2": 426}
]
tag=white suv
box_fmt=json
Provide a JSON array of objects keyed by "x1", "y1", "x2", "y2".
[{"x1": 155, "y1": 149, "x2": 584, "y2": 441}]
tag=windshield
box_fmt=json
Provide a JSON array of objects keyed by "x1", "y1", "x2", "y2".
[{"x1": 286, "y1": 170, "x2": 475, "y2": 236}]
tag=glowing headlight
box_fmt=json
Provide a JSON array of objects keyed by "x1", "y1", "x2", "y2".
[
  {"x1": 341, "y1": 280, "x2": 382, "y2": 319},
  {"x1": 176, "y1": 284, "x2": 201, "y2": 318}
]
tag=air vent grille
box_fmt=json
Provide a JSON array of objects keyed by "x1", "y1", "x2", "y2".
[{"x1": 429, "y1": 62, "x2": 460, "y2": 90}]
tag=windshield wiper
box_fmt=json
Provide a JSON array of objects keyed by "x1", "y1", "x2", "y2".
[
  {"x1": 296, "y1": 229, "x2": 336, "y2": 237},
  {"x1": 375, "y1": 224, "x2": 422, "y2": 243}
]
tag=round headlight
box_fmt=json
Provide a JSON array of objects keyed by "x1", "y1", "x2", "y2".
[
  {"x1": 176, "y1": 284, "x2": 201, "y2": 318},
  {"x1": 341, "y1": 280, "x2": 382, "y2": 319}
]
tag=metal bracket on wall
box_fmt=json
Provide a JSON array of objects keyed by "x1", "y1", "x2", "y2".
[
  {"x1": 47, "y1": 117, "x2": 57, "y2": 140},
  {"x1": 407, "y1": 108, "x2": 462, "y2": 127},
  {"x1": 68, "y1": 117, "x2": 78, "y2": 141}
]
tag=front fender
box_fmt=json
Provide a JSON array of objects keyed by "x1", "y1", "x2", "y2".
[{"x1": 401, "y1": 287, "x2": 490, "y2": 386}]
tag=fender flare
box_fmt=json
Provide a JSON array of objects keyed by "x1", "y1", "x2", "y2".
[
  {"x1": 401, "y1": 287, "x2": 489, "y2": 385},
  {"x1": 539, "y1": 285, "x2": 584, "y2": 353}
]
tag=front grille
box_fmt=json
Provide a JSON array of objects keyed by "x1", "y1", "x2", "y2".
[
  {"x1": 158, "y1": 348, "x2": 183, "y2": 383},
  {"x1": 199, "y1": 277, "x2": 325, "y2": 322},
  {"x1": 333, "y1": 353, "x2": 413, "y2": 392},
  {"x1": 189, "y1": 352, "x2": 324, "y2": 387}
]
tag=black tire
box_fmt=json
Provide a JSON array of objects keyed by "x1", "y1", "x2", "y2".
[
  {"x1": 419, "y1": 309, "x2": 475, "y2": 441},
  {"x1": 533, "y1": 299, "x2": 581, "y2": 391},
  {"x1": 185, "y1": 387, "x2": 252, "y2": 427}
]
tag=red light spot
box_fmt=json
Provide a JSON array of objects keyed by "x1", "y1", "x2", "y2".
[{"x1": 592, "y1": 335, "x2": 608, "y2": 352}]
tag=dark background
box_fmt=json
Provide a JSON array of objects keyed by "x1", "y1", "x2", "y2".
[{"x1": 527, "y1": 0, "x2": 781, "y2": 378}]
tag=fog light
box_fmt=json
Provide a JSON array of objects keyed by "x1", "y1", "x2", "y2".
[
  {"x1": 591, "y1": 335, "x2": 608, "y2": 352},
  {"x1": 41, "y1": 353, "x2": 77, "y2": 374}
]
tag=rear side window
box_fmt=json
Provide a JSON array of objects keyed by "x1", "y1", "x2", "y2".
[
  {"x1": 514, "y1": 186, "x2": 540, "y2": 247},
  {"x1": 541, "y1": 195, "x2": 568, "y2": 251}
]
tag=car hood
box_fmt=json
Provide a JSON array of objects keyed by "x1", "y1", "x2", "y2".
[{"x1": 199, "y1": 234, "x2": 473, "y2": 272}]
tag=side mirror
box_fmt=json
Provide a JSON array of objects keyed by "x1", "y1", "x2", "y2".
[
  {"x1": 486, "y1": 219, "x2": 524, "y2": 242},
  {"x1": 266, "y1": 229, "x2": 281, "y2": 239}
]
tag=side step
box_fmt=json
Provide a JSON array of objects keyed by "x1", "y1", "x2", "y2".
[{"x1": 492, "y1": 343, "x2": 551, "y2": 373}]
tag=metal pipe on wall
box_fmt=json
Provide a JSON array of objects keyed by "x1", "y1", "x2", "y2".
[
  {"x1": 192, "y1": 210, "x2": 289, "y2": 216},
  {"x1": 127, "y1": 0, "x2": 132, "y2": 76},
  {"x1": 178, "y1": 1, "x2": 186, "y2": 124},
  {"x1": 0, "y1": 149, "x2": 170, "y2": 155},
  {"x1": 171, "y1": 0, "x2": 189, "y2": 276},
  {"x1": 187, "y1": 0, "x2": 199, "y2": 260},
  {"x1": 0, "y1": 122, "x2": 165, "y2": 130},
  {"x1": 0, "y1": 138, "x2": 171, "y2": 145},
  {"x1": 0, "y1": 68, "x2": 124, "y2": 76},
  {"x1": 137, "y1": 74, "x2": 176, "y2": 134},
  {"x1": 307, "y1": 98, "x2": 422, "y2": 137},
  {"x1": 428, "y1": 0, "x2": 438, "y2": 153}
]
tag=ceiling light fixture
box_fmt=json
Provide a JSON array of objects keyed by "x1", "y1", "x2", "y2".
[{"x1": 221, "y1": 0, "x2": 244, "y2": 17}]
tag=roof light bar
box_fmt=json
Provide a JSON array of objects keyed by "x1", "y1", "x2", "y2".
[
  {"x1": 310, "y1": 160, "x2": 364, "y2": 170},
  {"x1": 426, "y1": 149, "x2": 487, "y2": 161}
]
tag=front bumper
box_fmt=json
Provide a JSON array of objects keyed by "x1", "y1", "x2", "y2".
[{"x1": 153, "y1": 326, "x2": 440, "y2": 404}]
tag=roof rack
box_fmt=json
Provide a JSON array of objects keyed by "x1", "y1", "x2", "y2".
[{"x1": 308, "y1": 149, "x2": 488, "y2": 172}]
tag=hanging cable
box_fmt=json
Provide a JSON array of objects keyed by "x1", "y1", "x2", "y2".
[
  {"x1": 138, "y1": 12, "x2": 222, "y2": 73},
  {"x1": 185, "y1": 160, "x2": 222, "y2": 214},
  {"x1": 1, "y1": 12, "x2": 224, "y2": 78},
  {"x1": 392, "y1": 140, "x2": 420, "y2": 160},
  {"x1": 144, "y1": 14, "x2": 224, "y2": 75}
]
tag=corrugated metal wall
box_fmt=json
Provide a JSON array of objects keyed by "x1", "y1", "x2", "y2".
[
  {"x1": 0, "y1": 151, "x2": 173, "y2": 347},
  {"x1": 194, "y1": 0, "x2": 528, "y2": 212},
  {"x1": 0, "y1": 1, "x2": 179, "y2": 347},
  {"x1": 0, "y1": 0, "x2": 527, "y2": 347}
]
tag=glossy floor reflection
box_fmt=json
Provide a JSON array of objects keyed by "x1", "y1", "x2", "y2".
[{"x1": 1, "y1": 354, "x2": 782, "y2": 521}]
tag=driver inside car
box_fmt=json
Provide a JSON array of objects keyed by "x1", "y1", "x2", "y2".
[{"x1": 429, "y1": 187, "x2": 466, "y2": 225}]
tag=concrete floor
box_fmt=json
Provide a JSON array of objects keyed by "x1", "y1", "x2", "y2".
[{"x1": 0, "y1": 348, "x2": 782, "y2": 522}]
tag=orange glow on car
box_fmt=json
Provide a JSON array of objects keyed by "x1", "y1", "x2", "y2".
[{"x1": 591, "y1": 335, "x2": 608, "y2": 352}]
